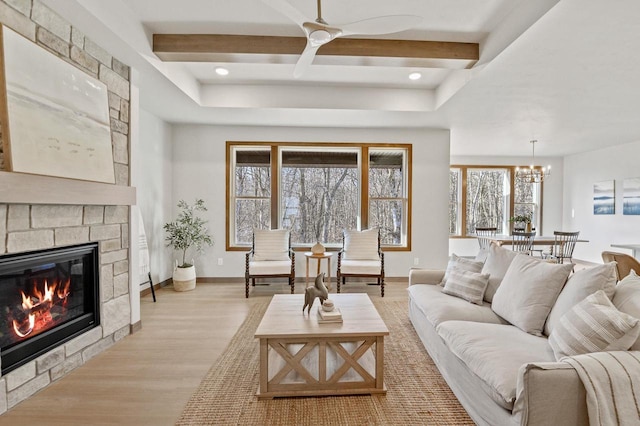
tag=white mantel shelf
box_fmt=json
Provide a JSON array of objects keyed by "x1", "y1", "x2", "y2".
[{"x1": 0, "y1": 171, "x2": 136, "y2": 205}]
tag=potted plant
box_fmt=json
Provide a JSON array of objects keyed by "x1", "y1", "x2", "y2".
[
  {"x1": 509, "y1": 214, "x2": 532, "y2": 233},
  {"x1": 164, "y1": 199, "x2": 213, "y2": 291}
]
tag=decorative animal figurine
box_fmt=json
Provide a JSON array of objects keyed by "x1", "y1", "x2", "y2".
[{"x1": 303, "y1": 273, "x2": 329, "y2": 314}]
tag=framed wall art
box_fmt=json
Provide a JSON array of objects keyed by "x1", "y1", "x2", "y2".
[
  {"x1": 593, "y1": 180, "x2": 615, "y2": 215},
  {"x1": 0, "y1": 26, "x2": 115, "y2": 183},
  {"x1": 623, "y1": 178, "x2": 640, "y2": 215}
]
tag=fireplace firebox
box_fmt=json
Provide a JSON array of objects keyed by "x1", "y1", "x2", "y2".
[{"x1": 0, "y1": 243, "x2": 100, "y2": 374}]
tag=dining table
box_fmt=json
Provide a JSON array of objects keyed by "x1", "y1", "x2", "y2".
[{"x1": 489, "y1": 235, "x2": 589, "y2": 246}]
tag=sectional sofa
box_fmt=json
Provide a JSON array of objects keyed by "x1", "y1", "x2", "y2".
[{"x1": 408, "y1": 243, "x2": 640, "y2": 425}]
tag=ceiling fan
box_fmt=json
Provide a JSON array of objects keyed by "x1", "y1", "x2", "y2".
[{"x1": 262, "y1": 0, "x2": 423, "y2": 77}]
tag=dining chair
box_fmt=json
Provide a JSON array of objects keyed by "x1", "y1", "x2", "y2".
[
  {"x1": 245, "y1": 229, "x2": 295, "y2": 298},
  {"x1": 476, "y1": 227, "x2": 497, "y2": 250},
  {"x1": 544, "y1": 231, "x2": 580, "y2": 265},
  {"x1": 511, "y1": 231, "x2": 536, "y2": 255},
  {"x1": 601, "y1": 251, "x2": 640, "y2": 280}
]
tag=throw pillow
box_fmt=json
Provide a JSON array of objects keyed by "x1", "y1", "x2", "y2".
[
  {"x1": 253, "y1": 229, "x2": 290, "y2": 261},
  {"x1": 442, "y1": 268, "x2": 490, "y2": 305},
  {"x1": 491, "y1": 254, "x2": 573, "y2": 336},
  {"x1": 343, "y1": 229, "x2": 379, "y2": 260},
  {"x1": 441, "y1": 254, "x2": 484, "y2": 286},
  {"x1": 480, "y1": 243, "x2": 519, "y2": 303},
  {"x1": 613, "y1": 269, "x2": 640, "y2": 350},
  {"x1": 544, "y1": 262, "x2": 617, "y2": 336},
  {"x1": 549, "y1": 290, "x2": 640, "y2": 360}
]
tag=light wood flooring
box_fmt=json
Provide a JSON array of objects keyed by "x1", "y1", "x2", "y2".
[{"x1": 0, "y1": 279, "x2": 408, "y2": 425}]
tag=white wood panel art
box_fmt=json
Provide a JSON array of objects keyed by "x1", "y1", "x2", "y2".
[{"x1": 1, "y1": 26, "x2": 115, "y2": 183}]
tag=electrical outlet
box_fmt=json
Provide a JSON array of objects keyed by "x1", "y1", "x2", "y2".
[
  {"x1": 217, "y1": 258, "x2": 223, "y2": 266},
  {"x1": 413, "y1": 257, "x2": 419, "y2": 266}
]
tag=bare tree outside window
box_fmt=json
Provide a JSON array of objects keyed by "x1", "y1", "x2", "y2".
[
  {"x1": 229, "y1": 143, "x2": 412, "y2": 249},
  {"x1": 466, "y1": 169, "x2": 508, "y2": 234},
  {"x1": 449, "y1": 169, "x2": 460, "y2": 235},
  {"x1": 234, "y1": 149, "x2": 271, "y2": 244},
  {"x1": 281, "y1": 150, "x2": 358, "y2": 245},
  {"x1": 369, "y1": 150, "x2": 407, "y2": 245}
]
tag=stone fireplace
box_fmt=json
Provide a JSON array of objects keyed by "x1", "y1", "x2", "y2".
[
  {"x1": 0, "y1": 243, "x2": 100, "y2": 375},
  {"x1": 0, "y1": 0, "x2": 134, "y2": 414}
]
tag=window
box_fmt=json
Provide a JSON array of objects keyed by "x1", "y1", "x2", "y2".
[
  {"x1": 233, "y1": 147, "x2": 271, "y2": 244},
  {"x1": 280, "y1": 147, "x2": 359, "y2": 245},
  {"x1": 228, "y1": 143, "x2": 411, "y2": 250},
  {"x1": 369, "y1": 149, "x2": 407, "y2": 245},
  {"x1": 450, "y1": 165, "x2": 542, "y2": 237}
]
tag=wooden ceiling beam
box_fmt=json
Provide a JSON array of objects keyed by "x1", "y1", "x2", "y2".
[{"x1": 153, "y1": 34, "x2": 479, "y2": 62}]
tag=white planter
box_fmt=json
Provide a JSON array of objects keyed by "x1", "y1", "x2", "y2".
[{"x1": 173, "y1": 263, "x2": 196, "y2": 292}]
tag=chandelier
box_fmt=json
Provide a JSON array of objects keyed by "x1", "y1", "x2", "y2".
[{"x1": 515, "y1": 140, "x2": 551, "y2": 184}]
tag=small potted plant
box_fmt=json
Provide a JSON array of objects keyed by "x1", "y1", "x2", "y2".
[
  {"x1": 509, "y1": 214, "x2": 532, "y2": 233},
  {"x1": 164, "y1": 199, "x2": 213, "y2": 291}
]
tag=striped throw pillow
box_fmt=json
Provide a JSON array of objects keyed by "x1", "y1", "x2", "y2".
[
  {"x1": 253, "y1": 229, "x2": 290, "y2": 261},
  {"x1": 343, "y1": 229, "x2": 379, "y2": 260},
  {"x1": 549, "y1": 290, "x2": 640, "y2": 361},
  {"x1": 441, "y1": 268, "x2": 490, "y2": 305},
  {"x1": 441, "y1": 254, "x2": 484, "y2": 286}
]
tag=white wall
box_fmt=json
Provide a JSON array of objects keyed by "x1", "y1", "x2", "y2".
[
  {"x1": 135, "y1": 109, "x2": 174, "y2": 285},
  {"x1": 563, "y1": 140, "x2": 640, "y2": 263},
  {"x1": 171, "y1": 125, "x2": 451, "y2": 278},
  {"x1": 448, "y1": 155, "x2": 564, "y2": 256}
]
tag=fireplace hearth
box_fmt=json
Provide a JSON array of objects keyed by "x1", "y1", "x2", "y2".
[{"x1": 0, "y1": 243, "x2": 100, "y2": 375}]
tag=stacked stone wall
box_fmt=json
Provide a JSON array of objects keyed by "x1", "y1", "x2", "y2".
[{"x1": 0, "y1": 0, "x2": 131, "y2": 413}]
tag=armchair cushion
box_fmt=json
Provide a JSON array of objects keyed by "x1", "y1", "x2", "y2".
[
  {"x1": 339, "y1": 259, "x2": 381, "y2": 275},
  {"x1": 249, "y1": 260, "x2": 292, "y2": 275},
  {"x1": 253, "y1": 229, "x2": 290, "y2": 261},
  {"x1": 343, "y1": 229, "x2": 379, "y2": 260}
]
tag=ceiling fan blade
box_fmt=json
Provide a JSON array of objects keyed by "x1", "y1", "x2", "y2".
[
  {"x1": 340, "y1": 15, "x2": 423, "y2": 36},
  {"x1": 293, "y1": 40, "x2": 321, "y2": 78},
  {"x1": 261, "y1": 0, "x2": 309, "y2": 27}
]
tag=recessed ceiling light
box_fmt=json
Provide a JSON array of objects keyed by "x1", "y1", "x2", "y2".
[
  {"x1": 409, "y1": 72, "x2": 422, "y2": 81},
  {"x1": 215, "y1": 67, "x2": 229, "y2": 76}
]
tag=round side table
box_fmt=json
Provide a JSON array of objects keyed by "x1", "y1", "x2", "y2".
[{"x1": 304, "y1": 252, "x2": 333, "y2": 286}]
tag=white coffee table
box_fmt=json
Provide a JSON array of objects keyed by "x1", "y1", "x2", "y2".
[{"x1": 254, "y1": 293, "x2": 389, "y2": 399}]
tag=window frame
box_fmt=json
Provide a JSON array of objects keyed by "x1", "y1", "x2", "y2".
[
  {"x1": 227, "y1": 142, "x2": 412, "y2": 251},
  {"x1": 450, "y1": 164, "x2": 544, "y2": 238}
]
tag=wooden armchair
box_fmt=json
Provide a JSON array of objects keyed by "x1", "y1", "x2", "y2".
[
  {"x1": 245, "y1": 229, "x2": 295, "y2": 298},
  {"x1": 336, "y1": 228, "x2": 385, "y2": 297}
]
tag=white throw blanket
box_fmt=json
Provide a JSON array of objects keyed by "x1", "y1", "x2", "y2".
[{"x1": 562, "y1": 351, "x2": 640, "y2": 426}]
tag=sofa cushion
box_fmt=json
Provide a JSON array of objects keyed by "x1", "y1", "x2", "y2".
[
  {"x1": 343, "y1": 229, "x2": 379, "y2": 260},
  {"x1": 481, "y1": 243, "x2": 519, "y2": 303},
  {"x1": 613, "y1": 270, "x2": 640, "y2": 350},
  {"x1": 492, "y1": 254, "x2": 573, "y2": 336},
  {"x1": 436, "y1": 321, "x2": 555, "y2": 410},
  {"x1": 442, "y1": 269, "x2": 490, "y2": 305},
  {"x1": 253, "y1": 229, "x2": 290, "y2": 261},
  {"x1": 549, "y1": 290, "x2": 640, "y2": 360},
  {"x1": 407, "y1": 284, "x2": 507, "y2": 327},
  {"x1": 544, "y1": 262, "x2": 617, "y2": 336},
  {"x1": 441, "y1": 254, "x2": 483, "y2": 286}
]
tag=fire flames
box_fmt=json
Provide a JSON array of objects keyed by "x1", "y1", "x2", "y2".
[{"x1": 12, "y1": 279, "x2": 71, "y2": 338}]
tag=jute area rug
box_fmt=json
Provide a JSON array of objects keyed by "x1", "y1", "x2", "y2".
[{"x1": 177, "y1": 299, "x2": 473, "y2": 425}]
